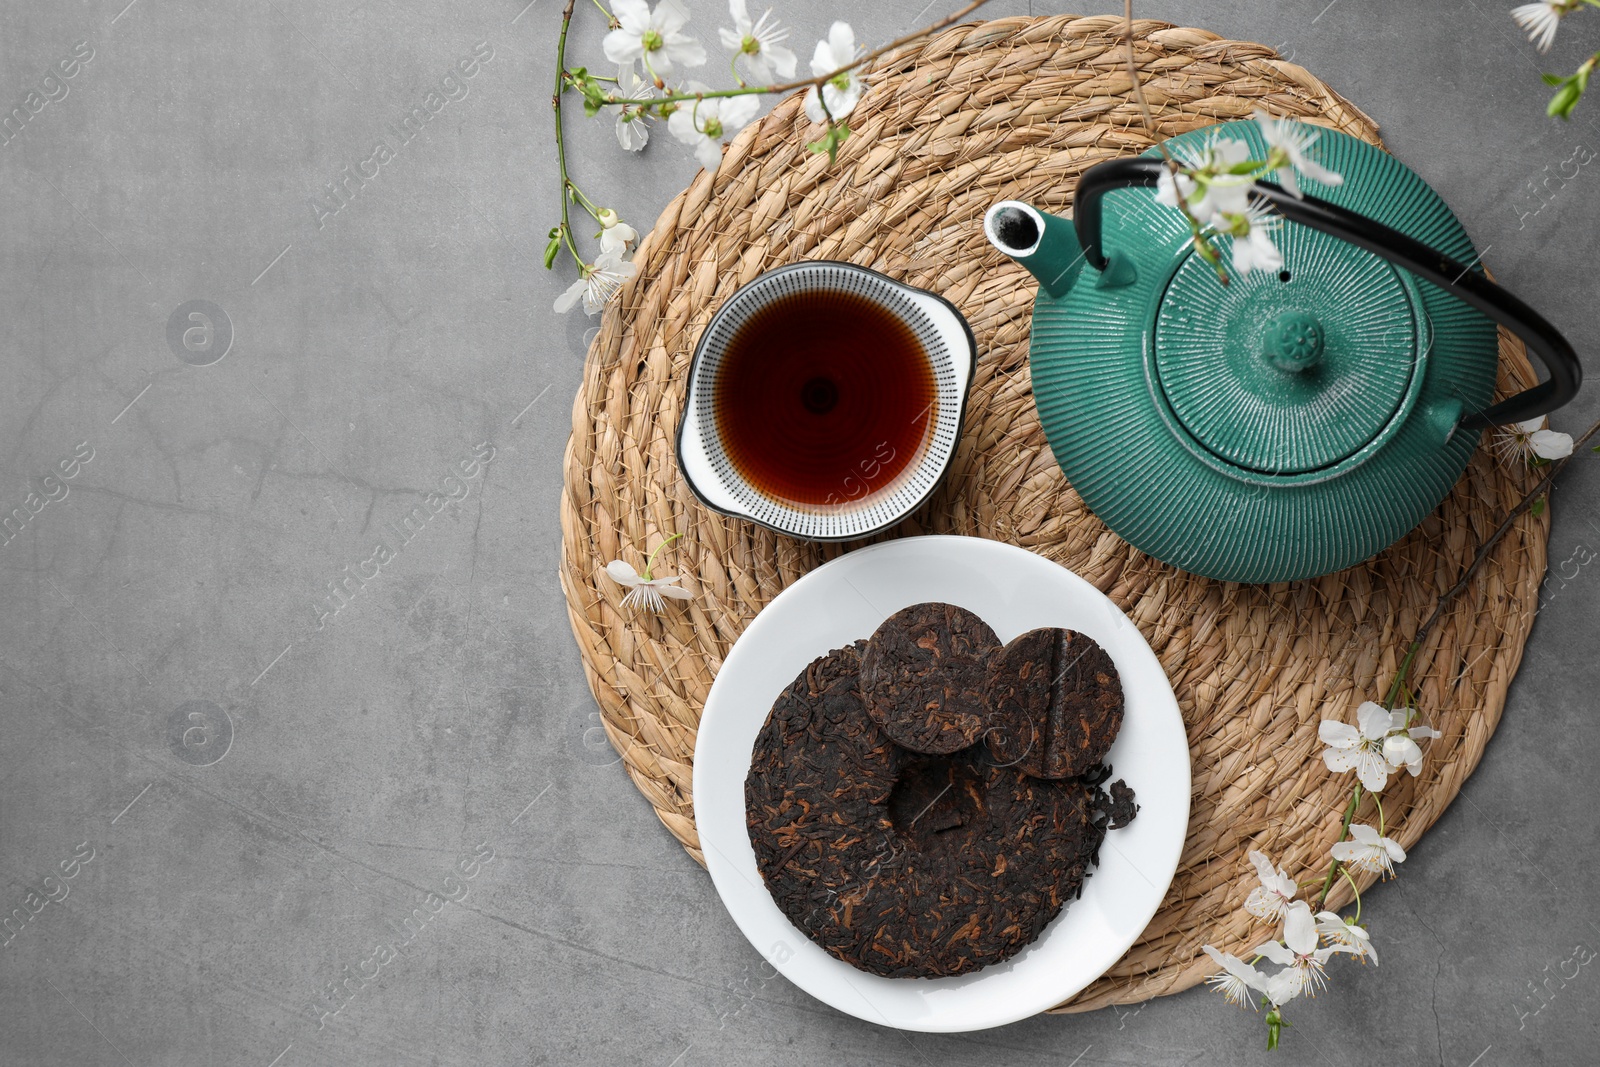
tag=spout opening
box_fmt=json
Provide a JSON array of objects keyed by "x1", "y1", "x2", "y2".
[{"x1": 984, "y1": 201, "x2": 1045, "y2": 257}]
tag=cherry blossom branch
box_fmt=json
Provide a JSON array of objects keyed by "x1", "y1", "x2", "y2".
[
  {"x1": 592, "y1": 0, "x2": 992, "y2": 108},
  {"x1": 550, "y1": 0, "x2": 997, "y2": 281},
  {"x1": 1313, "y1": 414, "x2": 1600, "y2": 911}
]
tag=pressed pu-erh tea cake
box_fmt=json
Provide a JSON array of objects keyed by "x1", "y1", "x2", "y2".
[{"x1": 744, "y1": 604, "x2": 1137, "y2": 978}]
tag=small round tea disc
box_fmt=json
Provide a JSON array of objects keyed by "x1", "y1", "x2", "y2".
[
  {"x1": 860, "y1": 602, "x2": 1001, "y2": 754},
  {"x1": 986, "y1": 627, "x2": 1124, "y2": 779}
]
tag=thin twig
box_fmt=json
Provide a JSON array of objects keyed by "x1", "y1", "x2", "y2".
[
  {"x1": 1314, "y1": 782, "x2": 1363, "y2": 907},
  {"x1": 1122, "y1": 0, "x2": 1174, "y2": 168},
  {"x1": 553, "y1": 0, "x2": 581, "y2": 264},
  {"x1": 1412, "y1": 416, "x2": 1600, "y2": 650},
  {"x1": 1121, "y1": 0, "x2": 1226, "y2": 281}
]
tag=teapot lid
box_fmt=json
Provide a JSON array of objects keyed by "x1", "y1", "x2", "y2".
[{"x1": 1152, "y1": 222, "x2": 1427, "y2": 475}]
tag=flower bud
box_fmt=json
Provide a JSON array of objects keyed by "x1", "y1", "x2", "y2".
[
  {"x1": 1382, "y1": 732, "x2": 1422, "y2": 771},
  {"x1": 1265, "y1": 1007, "x2": 1284, "y2": 1051}
]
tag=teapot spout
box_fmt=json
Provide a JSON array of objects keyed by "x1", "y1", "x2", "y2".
[{"x1": 984, "y1": 201, "x2": 1085, "y2": 299}]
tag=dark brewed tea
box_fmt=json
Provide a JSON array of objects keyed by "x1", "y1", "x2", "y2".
[{"x1": 714, "y1": 290, "x2": 937, "y2": 509}]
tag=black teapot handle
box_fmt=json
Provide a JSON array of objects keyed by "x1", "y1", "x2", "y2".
[{"x1": 1073, "y1": 156, "x2": 1581, "y2": 430}]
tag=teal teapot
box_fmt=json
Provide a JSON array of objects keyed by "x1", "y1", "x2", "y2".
[{"x1": 985, "y1": 121, "x2": 1580, "y2": 584}]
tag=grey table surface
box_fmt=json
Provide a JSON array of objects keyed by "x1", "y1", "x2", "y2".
[{"x1": 2, "y1": 0, "x2": 1598, "y2": 1064}]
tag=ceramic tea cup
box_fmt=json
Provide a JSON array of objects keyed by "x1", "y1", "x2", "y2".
[{"x1": 676, "y1": 261, "x2": 976, "y2": 541}]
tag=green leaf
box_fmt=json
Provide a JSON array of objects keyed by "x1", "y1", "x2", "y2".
[
  {"x1": 1532, "y1": 496, "x2": 1546, "y2": 518},
  {"x1": 1543, "y1": 72, "x2": 1566, "y2": 87},
  {"x1": 806, "y1": 122, "x2": 852, "y2": 164},
  {"x1": 543, "y1": 227, "x2": 563, "y2": 270}
]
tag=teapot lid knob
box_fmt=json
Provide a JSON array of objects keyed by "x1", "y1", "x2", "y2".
[{"x1": 1261, "y1": 311, "x2": 1325, "y2": 373}]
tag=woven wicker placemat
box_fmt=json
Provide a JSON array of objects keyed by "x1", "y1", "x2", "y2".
[{"x1": 558, "y1": 14, "x2": 1550, "y2": 1012}]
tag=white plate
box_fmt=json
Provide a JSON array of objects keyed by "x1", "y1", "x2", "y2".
[{"x1": 693, "y1": 535, "x2": 1191, "y2": 1032}]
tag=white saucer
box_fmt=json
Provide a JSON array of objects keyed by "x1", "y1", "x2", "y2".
[{"x1": 692, "y1": 535, "x2": 1190, "y2": 1032}]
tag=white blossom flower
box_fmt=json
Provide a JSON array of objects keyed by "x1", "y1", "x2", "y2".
[
  {"x1": 719, "y1": 0, "x2": 796, "y2": 84},
  {"x1": 1315, "y1": 910, "x2": 1377, "y2": 965},
  {"x1": 603, "y1": 0, "x2": 707, "y2": 81},
  {"x1": 1330, "y1": 822, "x2": 1406, "y2": 878},
  {"x1": 1202, "y1": 945, "x2": 1272, "y2": 1009},
  {"x1": 802, "y1": 22, "x2": 864, "y2": 123},
  {"x1": 596, "y1": 208, "x2": 639, "y2": 255},
  {"x1": 1155, "y1": 168, "x2": 1199, "y2": 216},
  {"x1": 1223, "y1": 199, "x2": 1284, "y2": 276},
  {"x1": 1495, "y1": 416, "x2": 1575, "y2": 466},
  {"x1": 1157, "y1": 138, "x2": 1252, "y2": 225},
  {"x1": 667, "y1": 85, "x2": 760, "y2": 170},
  {"x1": 1253, "y1": 901, "x2": 1342, "y2": 1000},
  {"x1": 1254, "y1": 110, "x2": 1345, "y2": 198},
  {"x1": 1513, "y1": 0, "x2": 1583, "y2": 54},
  {"x1": 1322, "y1": 701, "x2": 1443, "y2": 787},
  {"x1": 1319, "y1": 701, "x2": 1396, "y2": 792},
  {"x1": 613, "y1": 64, "x2": 656, "y2": 151},
  {"x1": 1383, "y1": 720, "x2": 1442, "y2": 778},
  {"x1": 1244, "y1": 849, "x2": 1298, "y2": 923},
  {"x1": 554, "y1": 248, "x2": 638, "y2": 316},
  {"x1": 1192, "y1": 139, "x2": 1255, "y2": 219},
  {"x1": 605, "y1": 558, "x2": 692, "y2": 612}
]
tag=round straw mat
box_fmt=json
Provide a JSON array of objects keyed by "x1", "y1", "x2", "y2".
[{"x1": 558, "y1": 14, "x2": 1550, "y2": 1012}]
